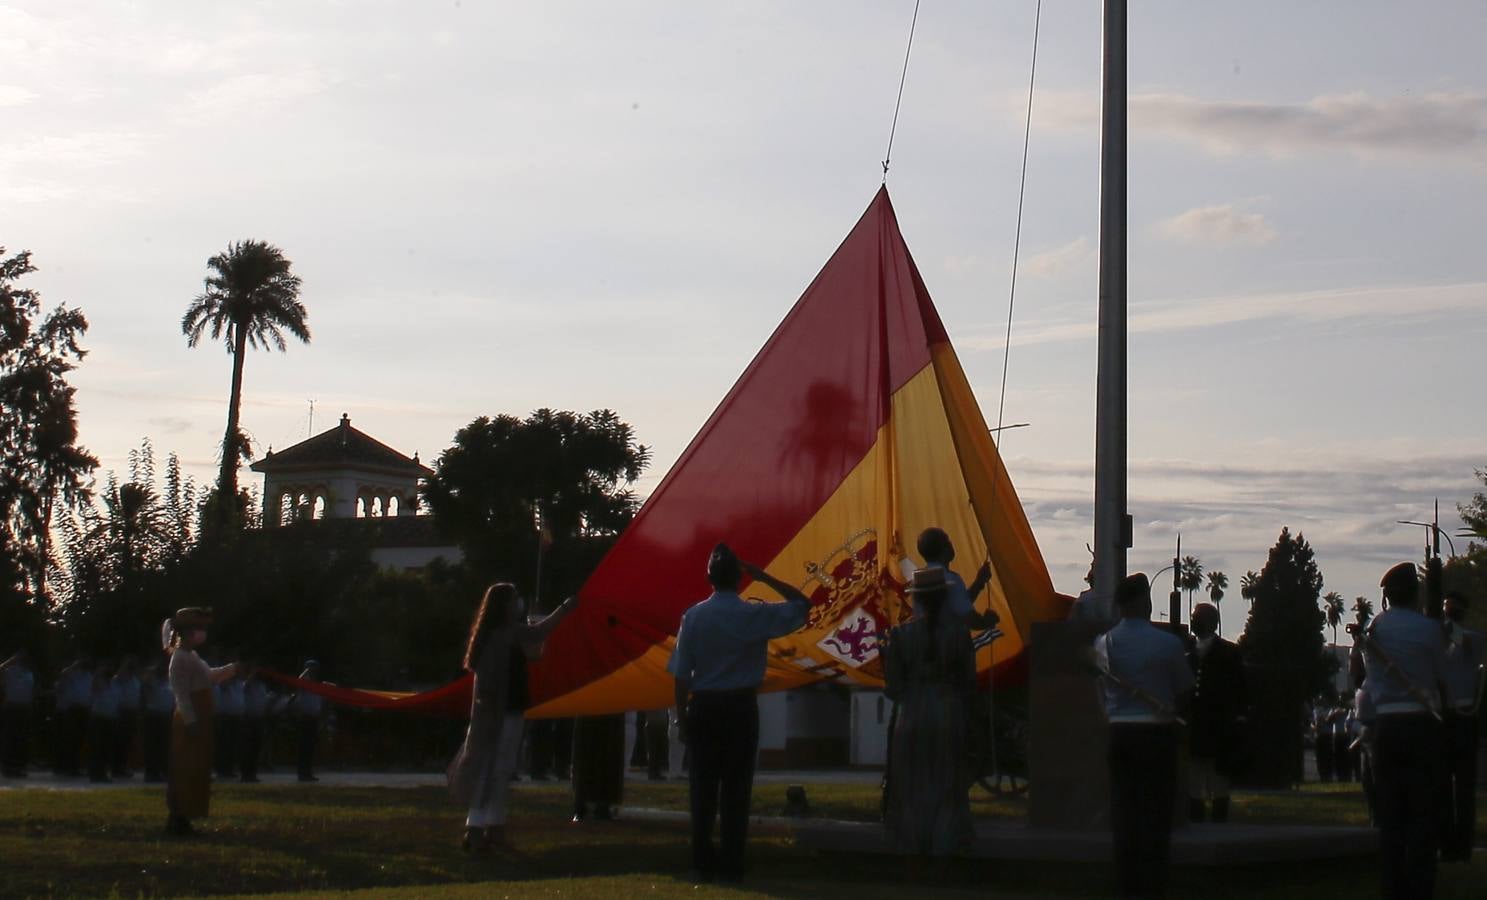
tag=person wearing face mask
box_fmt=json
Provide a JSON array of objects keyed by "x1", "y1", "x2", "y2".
[{"x1": 163, "y1": 607, "x2": 238, "y2": 836}]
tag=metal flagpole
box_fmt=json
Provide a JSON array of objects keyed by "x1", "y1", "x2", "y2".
[{"x1": 1092, "y1": 0, "x2": 1129, "y2": 615}]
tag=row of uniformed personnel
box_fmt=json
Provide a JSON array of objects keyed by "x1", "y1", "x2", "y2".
[{"x1": 1096, "y1": 562, "x2": 1481, "y2": 900}]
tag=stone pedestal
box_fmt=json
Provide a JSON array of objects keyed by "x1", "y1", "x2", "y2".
[{"x1": 1028, "y1": 620, "x2": 1111, "y2": 829}]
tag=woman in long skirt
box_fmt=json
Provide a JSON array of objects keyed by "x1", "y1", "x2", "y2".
[
  {"x1": 448, "y1": 584, "x2": 578, "y2": 852},
  {"x1": 163, "y1": 607, "x2": 237, "y2": 836},
  {"x1": 884, "y1": 567, "x2": 976, "y2": 868}
]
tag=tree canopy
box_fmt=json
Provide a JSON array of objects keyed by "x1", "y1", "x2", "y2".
[
  {"x1": 421, "y1": 409, "x2": 650, "y2": 606},
  {"x1": 181, "y1": 240, "x2": 308, "y2": 530},
  {"x1": 0, "y1": 247, "x2": 97, "y2": 632},
  {"x1": 1238, "y1": 527, "x2": 1331, "y2": 695}
]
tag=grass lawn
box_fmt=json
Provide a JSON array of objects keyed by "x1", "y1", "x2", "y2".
[{"x1": 2, "y1": 780, "x2": 1482, "y2": 899}]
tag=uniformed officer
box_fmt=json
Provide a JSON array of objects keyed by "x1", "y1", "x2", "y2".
[
  {"x1": 916, "y1": 527, "x2": 999, "y2": 631},
  {"x1": 1362, "y1": 562, "x2": 1448, "y2": 899},
  {"x1": 240, "y1": 662, "x2": 268, "y2": 784},
  {"x1": 140, "y1": 662, "x2": 175, "y2": 783},
  {"x1": 87, "y1": 660, "x2": 120, "y2": 783},
  {"x1": 1, "y1": 650, "x2": 35, "y2": 777},
  {"x1": 214, "y1": 658, "x2": 245, "y2": 778},
  {"x1": 291, "y1": 660, "x2": 324, "y2": 782},
  {"x1": 53, "y1": 658, "x2": 91, "y2": 776},
  {"x1": 1186, "y1": 602, "x2": 1246, "y2": 823},
  {"x1": 1439, "y1": 590, "x2": 1482, "y2": 863},
  {"x1": 1095, "y1": 572, "x2": 1194, "y2": 899},
  {"x1": 112, "y1": 658, "x2": 141, "y2": 779},
  {"x1": 669, "y1": 543, "x2": 811, "y2": 884}
]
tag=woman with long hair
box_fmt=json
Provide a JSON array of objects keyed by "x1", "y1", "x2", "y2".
[
  {"x1": 883, "y1": 567, "x2": 976, "y2": 873},
  {"x1": 448, "y1": 583, "x2": 578, "y2": 852},
  {"x1": 162, "y1": 607, "x2": 237, "y2": 836}
]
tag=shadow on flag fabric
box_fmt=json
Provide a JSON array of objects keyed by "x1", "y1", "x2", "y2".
[{"x1": 528, "y1": 187, "x2": 1069, "y2": 717}]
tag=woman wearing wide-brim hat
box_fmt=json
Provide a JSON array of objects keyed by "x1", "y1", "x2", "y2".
[{"x1": 161, "y1": 607, "x2": 237, "y2": 836}]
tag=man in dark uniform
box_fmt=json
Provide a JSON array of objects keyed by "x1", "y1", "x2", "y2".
[
  {"x1": 1186, "y1": 602, "x2": 1246, "y2": 823},
  {"x1": 1095, "y1": 572, "x2": 1193, "y2": 899},
  {"x1": 1, "y1": 650, "x2": 35, "y2": 777},
  {"x1": 1362, "y1": 562, "x2": 1448, "y2": 899},
  {"x1": 670, "y1": 544, "x2": 811, "y2": 884},
  {"x1": 1439, "y1": 590, "x2": 1482, "y2": 862}
]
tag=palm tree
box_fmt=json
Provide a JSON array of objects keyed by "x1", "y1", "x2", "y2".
[
  {"x1": 1179, "y1": 555, "x2": 1204, "y2": 617},
  {"x1": 1351, "y1": 596, "x2": 1374, "y2": 631},
  {"x1": 1323, "y1": 591, "x2": 1346, "y2": 645},
  {"x1": 182, "y1": 241, "x2": 308, "y2": 525},
  {"x1": 1239, "y1": 570, "x2": 1259, "y2": 609},
  {"x1": 1206, "y1": 570, "x2": 1228, "y2": 633}
]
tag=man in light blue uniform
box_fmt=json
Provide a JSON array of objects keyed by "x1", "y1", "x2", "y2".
[
  {"x1": 1362, "y1": 562, "x2": 1448, "y2": 899},
  {"x1": 669, "y1": 544, "x2": 811, "y2": 884},
  {"x1": 1438, "y1": 590, "x2": 1481, "y2": 862},
  {"x1": 916, "y1": 527, "x2": 998, "y2": 631},
  {"x1": 1, "y1": 650, "x2": 35, "y2": 777},
  {"x1": 112, "y1": 658, "x2": 141, "y2": 779},
  {"x1": 1095, "y1": 572, "x2": 1193, "y2": 900}
]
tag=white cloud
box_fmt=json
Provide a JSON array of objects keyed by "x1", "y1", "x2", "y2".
[
  {"x1": 183, "y1": 69, "x2": 334, "y2": 118},
  {"x1": 1023, "y1": 237, "x2": 1092, "y2": 277},
  {"x1": 0, "y1": 85, "x2": 37, "y2": 107},
  {"x1": 963, "y1": 280, "x2": 1487, "y2": 349},
  {"x1": 1038, "y1": 90, "x2": 1487, "y2": 163},
  {"x1": 1155, "y1": 205, "x2": 1276, "y2": 246}
]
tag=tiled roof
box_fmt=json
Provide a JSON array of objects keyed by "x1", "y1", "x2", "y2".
[{"x1": 250, "y1": 414, "x2": 433, "y2": 477}]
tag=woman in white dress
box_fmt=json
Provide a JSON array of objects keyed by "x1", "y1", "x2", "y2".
[
  {"x1": 163, "y1": 607, "x2": 237, "y2": 836},
  {"x1": 448, "y1": 583, "x2": 578, "y2": 852}
]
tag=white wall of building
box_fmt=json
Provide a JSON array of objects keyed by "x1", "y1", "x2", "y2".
[{"x1": 849, "y1": 690, "x2": 891, "y2": 767}]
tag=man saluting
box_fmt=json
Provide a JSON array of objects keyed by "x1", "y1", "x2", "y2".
[{"x1": 668, "y1": 544, "x2": 811, "y2": 885}]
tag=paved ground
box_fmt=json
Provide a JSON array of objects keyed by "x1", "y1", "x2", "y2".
[{"x1": 0, "y1": 767, "x2": 882, "y2": 791}]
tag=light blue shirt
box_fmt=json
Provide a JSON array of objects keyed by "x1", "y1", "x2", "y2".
[
  {"x1": 1442, "y1": 621, "x2": 1483, "y2": 710},
  {"x1": 90, "y1": 679, "x2": 120, "y2": 719},
  {"x1": 1362, "y1": 608, "x2": 1448, "y2": 714},
  {"x1": 215, "y1": 679, "x2": 245, "y2": 716},
  {"x1": 1095, "y1": 618, "x2": 1193, "y2": 722},
  {"x1": 242, "y1": 681, "x2": 269, "y2": 718},
  {"x1": 113, "y1": 675, "x2": 141, "y2": 711},
  {"x1": 56, "y1": 671, "x2": 89, "y2": 710},
  {"x1": 144, "y1": 680, "x2": 176, "y2": 714},
  {"x1": 668, "y1": 590, "x2": 810, "y2": 692},
  {"x1": 926, "y1": 563, "x2": 975, "y2": 621},
  {"x1": 2, "y1": 666, "x2": 34, "y2": 706}
]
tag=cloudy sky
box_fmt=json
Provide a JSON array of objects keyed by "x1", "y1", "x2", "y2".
[{"x1": 4, "y1": 1, "x2": 1484, "y2": 634}]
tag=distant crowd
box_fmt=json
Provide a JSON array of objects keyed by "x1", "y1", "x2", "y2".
[{"x1": 0, "y1": 651, "x2": 327, "y2": 785}]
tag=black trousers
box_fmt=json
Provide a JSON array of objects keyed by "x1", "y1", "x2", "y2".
[
  {"x1": 1375, "y1": 713, "x2": 1442, "y2": 899},
  {"x1": 528, "y1": 719, "x2": 555, "y2": 778},
  {"x1": 55, "y1": 707, "x2": 86, "y2": 774},
  {"x1": 1333, "y1": 733, "x2": 1353, "y2": 782},
  {"x1": 295, "y1": 716, "x2": 318, "y2": 778},
  {"x1": 687, "y1": 690, "x2": 759, "y2": 881},
  {"x1": 646, "y1": 712, "x2": 670, "y2": 778},
  {"x1": 2, "y1": 706, "x2": 29, "y2": 774},
  {"x1": 240, "y1": 718, "x2": 263, "y2": 781},
  {"x1": 86, "y1": 716, "x2": 114, "y2": 780},
  {"x1": 112, "y1": 710, "x2": 137, "y2": 776},
  {"x1": 1440, "y1": 712, "x2": 1477, "y2": 862},
  {"x1": 215, "y1": 714, "x2": 241, "y2": 777},
  {"x1": 142, "y1": 712, "x2": 170, "y2": 781},
  {"x1": 1108, "y1": 722, "x2": 1178, "y2": 899},
  {"x1": 1316, "y1": 733, "x2": 1335, "y2": 782},
  {"x1": 552, "y1": 718, "x2": 574, "y2": 779}
]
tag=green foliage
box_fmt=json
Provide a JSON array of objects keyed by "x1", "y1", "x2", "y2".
[
  {"x1": 0, "y1": 247, "x2": 97, "y2": 623},
  {"x1": 181, "y1": 240, "x2": 308, "y2": 529},
  {"x1": 1460, "y1": 466, "x2": 1487, "y2": 541},
  {"x1": 1443, "y1": 545, "x2": 1487, "y2": 635},
  {"x1": 421, "y1": 408, "x2": 650, "y2": 603},
  {"x1": 1238, "y1": 528, "x2": 1331, "y2": 696},
  {"x1": 1322, "y1": 591, "x2": 1345, "y2": 644}
]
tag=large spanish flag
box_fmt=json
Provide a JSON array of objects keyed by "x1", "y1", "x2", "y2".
[{"x1": 529, "y1": 187, "x2": 1067, "y2": 716}]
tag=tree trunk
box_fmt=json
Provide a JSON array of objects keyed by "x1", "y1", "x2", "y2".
[{"x1": 216, "y1": 325, "x2": 249, "y2": 516}]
